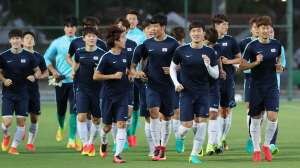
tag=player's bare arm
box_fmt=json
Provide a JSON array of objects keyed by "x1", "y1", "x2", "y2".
[
  {"x1": 239, "y1": 54, "x2": 263, "y2": 71},
  {"x1": 93, "y1": 70, "x2": 123, "y2": 81},
  {"x1": 221, "y1": 53, "x2": 241, "y2": 64}
]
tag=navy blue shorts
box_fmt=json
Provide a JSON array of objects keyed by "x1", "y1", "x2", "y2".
[
  {"x1": 174, "y1": 91, "x2": 180, "y2": 110},
  {"x1": 77, "y1": 89, "x2": 101, "y2": 118},
  {"x1": 219, "y1": 82, "x2": 235, "y2": 108},
  {"x1": 146, "y1": 85, "x2": 175, "y2": 117},
  {"x1": 126, "y1": 86, "x2": 134, "y2": 107},
  {"x1": 2, "y1": 95, "x2": 29, "y2": 118},
  {"x1": 179, "y1": 91, "x2": 209, "y2": 121},
  {"x1": 28, "y1": 90, "x2": 41, "y2": 115},
  {"x1": 100, "y1": 96, "x2": 128, "y2": 125},
  {"x1": 209, "y1": 93, "x2": 219, "y2": 111},
  {"x1": 55, "y1": 83, "x2": 76, "y2": 117},
  {"x1": 133, "y1": 79, "x2": 142, "y2": 111},
  {"x1": 139, "y1": 83, "x2": 150, "y2": 117},
  {"x1": 244, "y1": 73, "x2": 251, "y2": 102},
  {"x1": 249, "y1": 85, "x2": 279, "y2": 117}
]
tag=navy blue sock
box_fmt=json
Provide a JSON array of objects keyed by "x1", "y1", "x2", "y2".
[{"x1": 270, "y1": 124, "x2": 278, "y2": 145}]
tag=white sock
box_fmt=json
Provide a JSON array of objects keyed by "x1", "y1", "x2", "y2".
[
  {"x1": 264, "y1": 119, "x2": 278, "y2": 147},
  {"x1": 111, "y1": 122, "x2": 117, "y2": 144},
  {"x1": 208, "y1": 120, "x2": 218, "y2": 145},
  {"x1": 178, "y1": 125, "x2": 191, "y2": 140},
  {"x1": 214, "y1": 117, "x2": 220, "y2": 146},
  {"x1": 77, "y1": 122, "x2": 88, "y2": 146},
  {"x1": 145, "y1": 122, "x2": 155, "y2": 150},
  {"x1": 1, "y1": 123, "x2": 11, "y2": 137},
  {"x1": 250, "y1": 118, "x2": 261, "y2": 151},
  {"x1": 161, "y1": 120, "x2": 172, "y2": 147},
  {"x1": 27, "y1": 122, "x2": 38, "y2": 144},
  {"x1": 191, "y1": 123, "x2": 206, "y2": 156},
  {"x1": 11, "y1": 126, "x2": 25, "y2": 148},
  {"x1": 150, "y1": 118, "x2": 161, "y2": 146},
  {"x1": 126, "y1": 117, "x2": 132, "y2": 132},
  {"x1": 222, "y1": 114, "x2": 232, "y2": 140},
  {"x1": 115, "y1": 128, "x2": 126, "y2": 156},
  {"x1": 192, "y1": 120, "x2": 197, "y2": 135},
  {"x1": 219, "y1": 117, "x2": 225, "y2": 140},
  {"x1": 173, "y1": 119, "x2": 181, "y2": 139},
  {"x1": 76, "y1": 115, "x2": 80, "y2": 138},
  {"x1": 101, "y1": 128, "x2": 109, "y2": 145},
  {"x1": 86, "y1": 119, "x2": 92, "y2": 137},
  {"x1": 247, "y1": 109, "x2": 250, "y2": 129},
  {"x1": 89, "y1": 123, "x2": 101, "y2": 145},
  {"x1": 260, "y1": 112, "x2": 267, "y2": 126}
]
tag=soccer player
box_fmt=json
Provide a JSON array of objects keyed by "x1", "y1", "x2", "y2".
[
  {"x1": 126, "y1": 9, "x2": 147, "y2": 146},
  {"x1": 130, "y1": 18, "x2": 155, "y2": 156},
  {"x1": 212, "y1": 14, "x2": 241, "y2": 150},
  {"x1": 71, "y1": 27, "x2": 105, "y2": 157},
  {"x1": 113, "y1": 17, "x2": 136, "y2": 150},
  {"x1": 93, "y1": 25, "x2": 128, "y2": 163},
  {"x1": 169, "y1": 27, "x2": 185, "y2": 141},
  {"x1": 66, "y1": 16, "x2": 108, "y2": 151},
  {"x1": 22, "y1": 31, "x2": 49, "y2": 150},
  {"x1": 170, "y1": 21, "x2": 219, "y2": 163},
  {"x1": 139, "y1": 13, "x2": 180, "y2": 161},
  {"x1": 239, "y1": 16, "x2": 283, "y2": 162},
  {"x1": 44, "y1": 16, "x2": 78, "y2": 147},
  {"x1": 202, "y1": 28, "x2": 226, "y2": 155},
  {"x1": 1, "y1": 29, "x2": 41, "y2": 154}
]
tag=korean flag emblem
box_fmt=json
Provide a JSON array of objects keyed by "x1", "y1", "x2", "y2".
[
  {"x1": 162, "y1": 48, "x2": 168, "y2": 52},
  {"x1": 202, "y1": 54, "x2": 207, "y2": 58},
  {"x1": 21, "y1": 59, "x2": 26, "y2": 63},
  {"x1": 123, "y1": 59, "x2": 127, "y2": 62},
  {"x1": 271, "y1": 48, "x2": 276, "y2": 52},
  {"x1": 222, "y1": 42, "x2": 228, "y2": 46},
  {"x1": 127, "y1": 48, "x2": 132, "y2": 51},
  {"x1": 93, "y1": 56, "x2": 98, "y2": 60}
]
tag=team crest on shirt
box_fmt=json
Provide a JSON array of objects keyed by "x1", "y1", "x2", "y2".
[
  {"x1": 21, "y1": 59, "x2": 26, "y2": 63},
  {"x1": 162, "y1": 48, "x2": 168, "y2": 52},
  {"x1": 93, "y1": 56, "x2": 98, "y2": 60},
  {"x1": 222, "y1": 42, "x2": 228, "y2": 46},
  {"x1": 271, "y1": 48, "x2": 276, "y2": 52},
  {"x1": 123, "y1": 59, "x2": 127, "y2": 62},
  {"x1": 202, "y1": 54, "x2": 207, "y2": 58},
  {"x1": 127, "y1": 48, "x2": 132, "y2": 51}
]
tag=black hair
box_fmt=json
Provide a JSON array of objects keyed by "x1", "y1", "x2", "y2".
[
  {"x1": 82, "y1": 27, "x2": 98, "y2": 37},
  {"x1": 9, "y1": 29, "x2": 22, "y2": 39},
  {"x1": 127, "y1": 10, "x2": 139, "y2": 18},
  {"x1": 22, "y1": 31, "x2": 35, "y2": 39},
  {"x1": 63, "y1": 16, "x2": 78, "y2": 27},
  {"x1": 150, "y1": 13, "x2": 168, "y2": 27},
  {"x1": 142, "y1": 19, "x2": 151, "y2": 30}
]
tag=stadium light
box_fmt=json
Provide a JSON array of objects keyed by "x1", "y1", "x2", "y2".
[{"x1": 282, "y1": 0, "x2": 287, "y2": 2}]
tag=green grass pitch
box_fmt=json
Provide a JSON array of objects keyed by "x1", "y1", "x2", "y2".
[{"x1": 1, "y1": 101, "x2": 300, "y2": 168}]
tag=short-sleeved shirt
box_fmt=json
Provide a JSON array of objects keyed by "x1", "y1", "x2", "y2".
[
  {"x1": 217, "y1": 35, "x2": 241, "y2": 83},
  {"x1": 208, "y1": 43, "x2": 222, "y2": 92},
  {"x1": 132, "y1": 44, "x2": 149, "y2": 76},
  {"x1": 141, "y1": 35, "x2": 180, "y2": 89},
  {"x1": 126, "y1": 28, "x2": 147, "y2": 46},
  {"x1": 239, "y1": 37, "x2": 255, "y2": 74},
  {"x1": 172, "y1": 44, "x2": 217, "y2": 94},
  {"x1": 242, "y1": 38, "x2": 282, "y2": 87},
  {"x1": 0, "y1": 49, "x2": 38, "y2": 96},
  {"x1": 74, "y1": 47, "x2": 106, "y2": 92},
  {"x1": 123, "y1": 39, "x2": 137, "y2": 88},
  {"x1": 68, "y1": 36, "x2": 108, "y2": 84},
  {"x1": 96, "y1": 50, "x2": 127, "y2": 99},
  {"x1": 27, "y1": 50, "x2": 48, "y2": 92}
]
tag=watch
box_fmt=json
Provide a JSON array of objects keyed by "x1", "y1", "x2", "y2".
[{"x1": 33, "y1": 74, "x2": 37, "y2": 79}]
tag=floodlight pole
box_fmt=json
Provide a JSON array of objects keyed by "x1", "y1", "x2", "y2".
[
  {"x1": 76, "y1": 0, "x2": 79, "y2": 36},
  {"x1": 287, "y1": 0, "x2": 293, "y2": 101},
  {"x1": 184, "y1": 0, "x2": 188, "y2": 40}
]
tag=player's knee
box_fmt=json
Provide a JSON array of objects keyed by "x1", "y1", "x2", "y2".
[
  {"x1": 268, "y1": 116, "x2": 277, "y2": 122},
  {"x1": 103, "y1": 125, "x2": 112, "y2": 133},
  {"x1": 16, "y1": 119, "x2": 26, "y2": 127},
  {"x1": 30, "y1": 114, "x2": 38, "y2": 124},
  {"x1": 78, "y1": 114, "x2": 87, "y2": 122},
  {"x1": 209, "y1": 111, "x2": 218, "y2": 120},
  {"x1": 92, "y1": 118, "x2": 101, "y2": 125},
  {"x1": 145, "y1": 116, "x2": 150, "y2": 123},
  {"x1": 117, "y1": 121, "x2": 126, "y2": 129},
  {"x1": 128, "y1": 113, "x2": 132, "y2": 119},
  {"x1": 2, "y1": 121, "x2": 12, "y2": 128}
]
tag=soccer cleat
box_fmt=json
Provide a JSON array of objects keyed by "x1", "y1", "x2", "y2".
[
  {"x1": 197, "y1": 146, "x2": 203, "y2": 157},
  {"x1": 189, "y1": 155, "x2": 202, "y2": 163},
  {"x1": 82, "y1": 145, "x2": 89, "y2": 156},
  {"x1": 175, "y1": 137, "x2": 185, "y2": 153},
  {"x1": 246, "y1": 138, "x2": 254, "y2": 153},
  {"x1": 262, "y1": 145, "x2": 272, "y2": 161},
  {"x1": 9, "y1": 147, "x2": 19, "y2": 154},
  {"x1": 253, "y1": 151, "x2": 261, "y2": 161},
  {"x1": 127, "y1": 136, "x2": 134, "y2": 147},
  {"x1": 75, "y1": 137, "x2": 82, "y2": 151},
  {"x1": 259, "y1": 136, "x2": 261, "y2": 143},
  {"x1": 67, "y1": 140, "x2": 75, "y2": 148},
  {"x1": 2, "y1": 134, "x2": 10, "y2": 151},
  {"x1": 124, "y1": 139, "x2": 129, "y2": 150},
  {"x1": 152, "y1": 146, "x2": 162, "y2": 161},
  {"x1": 100, "y1": 143, "x2": 107, "y2": 158},
  {"x1": 159, "y1": 147, "x2": 167, "y2": 160},
  {"x1": 132, "y1": 135, "x2": 137, "y2": 146},
  {"x1": 22, "y1": 123, "x2": 26, "y2": 141},
  {"x1": 26, "y1": 144, "x2": 36, "y2": 150},
  {"x1": 112, "y1": 143, "x2": 117, "y2": 152},
  {"x1": 215, "y1": 143, "x2": 223, "y2": 155},
  {"x1": 56, "y1": 124, "x2": 66, "y2": 142},
  {"x1": 182, "y1": 144, "x2": 185, "y2": 152},
  {"x1": 270, "y1": 144, "x2": 279, "y2": 156},
  {"x1": 222, "y1": 140, "x2": 229, "y2": 150},
  {"x1": 88, "y1": 144, "x2": 95, "y2": 156},
  {"x1": 113, "y1": 154, "x2": 125, "y2": 163},
  {"x1": 148, "y1": 149, "x2": 155, "y2": 156},
  {"x1": 206, "y1": 144, "x2": 215, "y2": 155}
]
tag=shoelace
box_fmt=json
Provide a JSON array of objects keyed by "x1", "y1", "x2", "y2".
[
  {"x1": 102, "y1": 144, "x2": 107, "y2": 152},
  {"x1": 154, "y1": 148, "x2": 160, "y2": 156},
  {"x1": 116, "y1": 155, "x2": 122, "y2": 160}
]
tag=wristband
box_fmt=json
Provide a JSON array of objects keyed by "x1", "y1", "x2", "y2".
[
  {"x1": 34, "y1": 75, "x2": 37, "y2": 79},
  {"x1": 129, "y1": 73, "x2": 133, "y2": 75}
]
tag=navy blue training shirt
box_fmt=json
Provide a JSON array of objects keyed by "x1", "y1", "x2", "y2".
[
  {"x1": 172, "y1": 44, "x2": 217, "y2": 94},
  {"x1": 242, "y1": 38, "x2": 282, "y2": 87},
  {"x1": 141, "y1": 35, "x2": 180, "y2": 89},
  {"x1": 27, "y1": 50, "x2": 48, "y2": 92},
  {"x1": 123, "y1": 38, "x2": 137, "y2": 88},
  {"x1": 217, "y1": 35, "x2": 241, "y2": 83},
  {"x1": 0, "y1": 49, "x2": 38, "y2": 96},
  {"x1": 132, "y1": 44, "x2": 149, "y2": 76},
  {"x1": 96, "y1": 50, "x2": 127, "y2": 99},
  {"x1": 208, "y1": 43, "x2": 222, "y2": 92},
  {"x1": 74, "y1": 47, "x2": 106, "y2": 92}
]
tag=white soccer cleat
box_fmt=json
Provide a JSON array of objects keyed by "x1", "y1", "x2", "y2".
[{"x1": 148, "y1": 149, "x2": 155, "y2": 156}]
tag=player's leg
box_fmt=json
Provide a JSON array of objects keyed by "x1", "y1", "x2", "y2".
[
  {"x1": 67, "y1": 83, "x2": 77, "y2": 147},
  {"x1": 270, "y1": 124, "x2": 279, "y2": 155},
  {"x1": 88, "y1": 116, "x2": 101, "y2": 157},
  {"x1": 27, "y1": 95, "x2": 40, "y2": 150},
  {"x1": 100, "y1": 99, "x2": 113, "y2": 158},
  {"x1": 219, "y1": 83, "x2": 231, "y2": 150},
  {"x1": 126, "y1": 88, "x2": 134, "y2": 147},
  {"x1": 1, "y1": 97, "x2": 14, "y2": 152},
  {"x1": 54, "y1": 85, "x2": 68, "y2": 141},
  {"x1": 207, "y1": 93, "x2": 219, "y2": 155},
  {"x1": 86, "y1": 113, "x2": 92, "y2": 137},
  {"x1": 130, "y1": 80, "x2": 141, "y2": 146},
  {"x1": 173, "y1": 91, "x2": 180, "y2": 140},
  {"x1": 73, "y1": 83, "x2": 82, "y2": 151}
]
